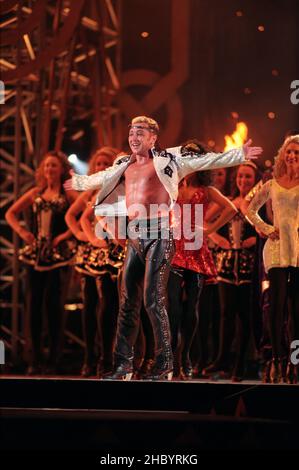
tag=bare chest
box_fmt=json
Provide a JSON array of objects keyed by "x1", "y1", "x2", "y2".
[
  {"x1": 124, "y1": 160, "x2": 169, "y2": 210},
  {"x1": 125, "y1": 161, "x2": 163, "y2": 191}
]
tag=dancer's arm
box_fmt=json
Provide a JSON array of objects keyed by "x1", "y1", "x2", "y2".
[
  {"x1": 246, "y1": 179, "x2": 279, "y2": 239},
  {"x1": 65, "y1": 192, "x2": 93, "y2": 241},
  {"x1": 172, "y1": 139, "x2": 262, "y2": 180},
  {"x1": 5, "y1": 187, "x2": 39, "y2": 244},
  {"x1": 204, "y1": 187, "x2": 237, "y2": 235},
  {"x1": 80, "y1": 202, "x2": 108, "y2": 248}
]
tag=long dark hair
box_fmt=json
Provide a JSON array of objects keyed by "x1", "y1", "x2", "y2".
[{"x1": 230, "y1": 162, "x2": 262, "y2": 198}]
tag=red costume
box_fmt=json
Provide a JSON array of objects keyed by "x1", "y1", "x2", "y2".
[{"x1": 171, "y1": 187, "x2": 217, "y2": 280}]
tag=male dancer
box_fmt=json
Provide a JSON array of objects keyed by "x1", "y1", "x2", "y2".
[{"x1": 65, "y1": 116, "x2": 262, "y2": 380}]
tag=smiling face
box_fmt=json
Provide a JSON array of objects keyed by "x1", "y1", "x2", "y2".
[
  {"x1": 236, "y1": 165, "x2": 256, "y2": 196},
  {"x1": 128, "y1": 125, "x2": 157, "y2": 156},
  {"x1": 284, "y1": 142, "x2": 299, "y2": 173},
  {"x1": 43, "y1": 156, "x2": 63, "y2": 183},
  {"x1": 274, "y1": 136, "x2": 299, "y2": 179},
  {"x1": 94, "y1": 154, "x2": 112, "y2": 172}
]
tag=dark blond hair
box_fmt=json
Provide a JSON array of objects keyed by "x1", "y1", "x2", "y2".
[
  {"x1": 273, "y1": 135, "x2": 299, "y2": 178},
  {"x1": 35, "y1": 150, "x2": 71, "y2": 190},
  {"x1": 130, "y1": 116, "x2": 159, "y2": 134},
  {"x1": 88, "y1": 146, "x2": 120, "y2": 175}
]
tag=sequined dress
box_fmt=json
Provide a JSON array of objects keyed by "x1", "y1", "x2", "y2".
[
  {"x1": 246, "y1": 179, "x2": 299, "y2": 273},
  {"x1": 214, "y1": 210, "x2": 256, "y2": 285},
  {"x1": 75, "y1": 240, "x2": 125, "y2": 279},
  {"x1": 19, "y1": 191, "x2": 77, "y2": 271},
  {"x1": 171, "y1": 187, "x2": 217, "y2": 280}
]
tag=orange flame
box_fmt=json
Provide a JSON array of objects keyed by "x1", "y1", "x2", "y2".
[{"x1": 224, "y1": 122, "x2": 248, "y2": 151}]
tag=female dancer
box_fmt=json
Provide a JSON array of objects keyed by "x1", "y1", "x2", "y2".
[
  {"x1": 246, "y1": 135, "x2": 299, "y2": 383},
  {"x1": 204, "y1": 161, "x2": 260, "y2": 381},
  {"x1": 65, "y1": 147, "x2": 119, "y2": 376},
  {"x1": 194, "y1": 166, "x2": 233, "y2": 372},
  {"x1": 5, "y1": 151, "x2": 77, "y2": 374},
  {"x1": 168, "y1": 141, "x2": 237, "y2": 379}
]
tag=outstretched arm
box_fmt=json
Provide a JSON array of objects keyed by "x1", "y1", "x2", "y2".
[
  {"x1": 63, "y1": 159, "x2": 118, "y2": 192},
  {"x1": 242, "y1": 139, "x2": 262, "y2": 160},
  {"x1": 172, "y1": 139, "x2": 262, "y2": 180},
  {"x1": 63, "y1": 169, "x2": 106, "y2": 192}
]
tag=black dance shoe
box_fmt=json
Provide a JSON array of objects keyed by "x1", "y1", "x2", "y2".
[
  {"x1": 146, "y1": 356, "x2": 173, "y2": 381},
  {"x1": 103, "y1": 364, "x2": 133, "y2": 381},
  {"x1": 180, "y1": 360, "x2": 193, "y2": 380},
  {"x1": 133, "y1": 358, "x2": 155, "y2": 380},
  {"x1": 146, "y1": 366, "x2": 173, "y2": 381}
]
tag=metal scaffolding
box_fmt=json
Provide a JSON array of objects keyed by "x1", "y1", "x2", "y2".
[{"x1": 0, "y1": 0, "x2": 122, "y2": 365}]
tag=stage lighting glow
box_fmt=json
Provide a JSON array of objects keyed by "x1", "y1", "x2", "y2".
[
  {"x1": 68, "y1": 154, "x2": 88, "y2": 174},
  {"x1": 268, "y1": 112, "x2": 276, "y2": 119},
  {"x1": 141, "y1": 31, "x2": 149, "y2": 38},
  {"x1": 258, "y1": 25, "x2": 265, "y2": 32},
  {"x1": 68, "y1": 154, "x2": 78, "y2": 163}
]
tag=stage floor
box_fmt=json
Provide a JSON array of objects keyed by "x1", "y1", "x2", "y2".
[{"x1": 1, "y1": 375, "x2": 298, "y2": 451}]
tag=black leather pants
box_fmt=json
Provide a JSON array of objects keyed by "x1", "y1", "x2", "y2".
[{"x1": 114, "y1": 228, "x2": 175, "y2": 370}]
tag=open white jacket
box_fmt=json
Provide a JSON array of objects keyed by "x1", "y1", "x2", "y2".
[{"x1": 72, "y1": 146, "x2": 245, "y2": 216}]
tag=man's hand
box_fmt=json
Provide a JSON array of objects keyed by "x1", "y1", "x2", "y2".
[
  {"x1": 63, "y1": 170, "x2": 75, "y2": 191},
  {"x1": 243, "y1": 139, "x2": 263, "y2": 160}
]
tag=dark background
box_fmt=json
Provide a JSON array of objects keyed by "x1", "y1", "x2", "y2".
[{"x1": 120, "y1": 0, "x2": 299, "y2": 163}]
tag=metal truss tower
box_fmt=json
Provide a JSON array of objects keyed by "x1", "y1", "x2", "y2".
[{"x1": 0, "y1": 0, "x2": 122, "y2": 364}]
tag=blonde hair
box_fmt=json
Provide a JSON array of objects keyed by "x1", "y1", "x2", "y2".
[
  {"x1": 130, "y1": 116, "x2": 159, "y2": 134},
  {"x1": 273, "y1": 135, "x2": 299, "y2": 178},
  {"x1": 35, "y1": 150, "x2": 71, "y2": 190},
  {"x1": 88, "y1": 146, "x2": 119, "y2": 175}
]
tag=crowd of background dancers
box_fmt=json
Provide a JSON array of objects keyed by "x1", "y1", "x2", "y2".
[{"x1": 4, "y1": 133, "x2": 299, "y2": 383}]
